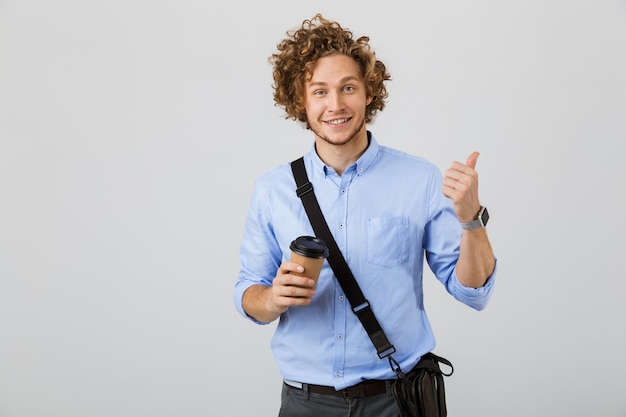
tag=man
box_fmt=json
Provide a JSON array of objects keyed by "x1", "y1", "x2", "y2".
[{"x1": 234, "y1": 14, "x2": 497, "y2": 417}]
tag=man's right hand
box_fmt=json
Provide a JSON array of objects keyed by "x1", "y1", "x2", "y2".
[{"x1": 242, "y1": 261, "x2": 316, "y2": 323}]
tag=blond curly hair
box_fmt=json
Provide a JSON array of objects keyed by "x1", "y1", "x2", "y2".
[{"x1": 270, "y1": 14, "x2": 391, "y2": 128}]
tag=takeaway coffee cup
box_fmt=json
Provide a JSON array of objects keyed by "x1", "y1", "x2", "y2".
[{"x1": 289, "y1": 236, "x2": 329, "y2": 288}]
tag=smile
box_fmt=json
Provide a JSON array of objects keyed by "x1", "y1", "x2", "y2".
[{"x1": 325, "y1": 117, "x2": 351, "y2": 126}]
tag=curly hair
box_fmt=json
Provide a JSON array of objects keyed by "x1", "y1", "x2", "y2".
[{"x1": 270, "y1": 14, "x2": 391, "y2": 128}]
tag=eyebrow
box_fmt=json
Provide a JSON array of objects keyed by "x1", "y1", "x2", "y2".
[{"x1": 307, "y1": 76, "x2": 361, "y2": 88}]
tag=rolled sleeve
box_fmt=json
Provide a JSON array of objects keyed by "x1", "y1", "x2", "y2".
[
  {"x1": 233, "y1": 174, "x2": 283, "y2": 325},
  {"x1": 233, "y1": 278, "x2": 272, "y2": 325},
  {"x1": 450, "y1": 258, "x2": 498, "y2": 311}
]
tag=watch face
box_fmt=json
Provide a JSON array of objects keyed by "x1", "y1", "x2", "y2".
[{"x1": 481, "y1": 207, "x2": 489, "y2": 226}]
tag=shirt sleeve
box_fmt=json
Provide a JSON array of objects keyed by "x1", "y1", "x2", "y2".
[
  {"x1": 423, "y1": 165, "x2": 497, "y2": 311},
  {"x1": 448, "y1": 258, "x2": 498, "y2": 311},
  {"x1": 233, "y1": 177, "x2": 282, "y2": 324}
]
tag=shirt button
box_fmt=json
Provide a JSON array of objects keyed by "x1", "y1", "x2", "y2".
[
  {"x1": 339, "y1": 295, "x2": 344, "y2": 301},
  {"x1": 337, "y1": 334, "x2": 343, "y2": 340},
  {"x1": 335, "y1": 373, "x2": 342, "y2": 378},
  {"x1": 339, "y1": 224, "x2": 344, "y2": 229}
]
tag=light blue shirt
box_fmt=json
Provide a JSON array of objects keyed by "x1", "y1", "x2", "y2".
[{"x1": 234, "y1": 132, "x2": 497, "y2": 390}]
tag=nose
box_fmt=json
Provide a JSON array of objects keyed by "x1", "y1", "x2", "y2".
[{"x1": 327, "y1": 91, "x2": 345, "y2": 112}]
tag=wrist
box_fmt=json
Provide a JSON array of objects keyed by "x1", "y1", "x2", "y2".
[{"x1": 460, "y1": 206, "x2": 489, "y2": 230}]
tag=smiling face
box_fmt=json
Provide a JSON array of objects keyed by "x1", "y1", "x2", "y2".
[{"x1": 304, "y1": 54, "x2": 373, "y2": 149}]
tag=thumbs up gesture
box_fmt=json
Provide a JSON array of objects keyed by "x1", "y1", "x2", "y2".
[{"x1": 442, "y1": 151, "x2": 482, "y2": 223}]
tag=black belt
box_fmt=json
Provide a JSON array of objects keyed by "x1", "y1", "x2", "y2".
[{"x1": 291, "y1": 379, "x2": 389, "y2": 399}]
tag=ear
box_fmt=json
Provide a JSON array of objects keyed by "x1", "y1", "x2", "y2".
[{"x1": 366, "y1": 96, "x2": 374, "y2": 105}]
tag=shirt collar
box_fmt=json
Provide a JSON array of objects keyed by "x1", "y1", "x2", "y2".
[{"x1": 306, "y1": 131, "x2": 380, "y2": 178}]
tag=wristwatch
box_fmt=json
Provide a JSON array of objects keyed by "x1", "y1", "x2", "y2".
[{"x1": 460, "y1": 206, "x2": 489, "y2": 230}]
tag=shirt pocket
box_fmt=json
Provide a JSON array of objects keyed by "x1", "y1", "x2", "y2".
[{"x1": 367, "y1": 216, "x2": 409, "y2": 267}]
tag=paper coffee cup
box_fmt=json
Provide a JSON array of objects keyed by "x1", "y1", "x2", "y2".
[{"x1": 289, "y1": 236, "x2": 329, "y2": 288}]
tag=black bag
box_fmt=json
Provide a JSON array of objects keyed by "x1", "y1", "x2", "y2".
[
  {"x1": 390, "y1": 353, "x2": 454, "y2": 417},
  {"x1": 291, "y1": 157, "x2": 454, "y2": 416}
]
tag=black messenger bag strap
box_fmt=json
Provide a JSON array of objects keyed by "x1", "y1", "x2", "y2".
[{"x1": 290, "y1": 156, "x2": 396, "y2": 359}]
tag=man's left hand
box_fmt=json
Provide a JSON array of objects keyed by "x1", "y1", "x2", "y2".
[{"x1": 442, "y1": 151, "x2": 482, "y2": 223}]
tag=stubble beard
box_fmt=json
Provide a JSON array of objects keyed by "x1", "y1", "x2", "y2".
[{"x1": 309, "y1": 115, "x2": 367, "y2": 147}]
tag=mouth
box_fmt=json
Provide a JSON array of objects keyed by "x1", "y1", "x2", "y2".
[{"x1": 324, "y1": 117, "x2": 352, "y2": 127}]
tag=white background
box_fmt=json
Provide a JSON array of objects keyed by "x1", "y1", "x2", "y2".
[{"x1": 1, "y1": 1, "x2": 625, "y2": 416}]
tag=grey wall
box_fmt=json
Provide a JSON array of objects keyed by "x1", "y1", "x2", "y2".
[{"x1": 1, "y1": 0, "x2": 625, "y2": 416}]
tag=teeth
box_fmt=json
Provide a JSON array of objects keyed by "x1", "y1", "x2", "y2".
[{"x1": 328, "y1": 118, "x2": 349, "y2": 125}]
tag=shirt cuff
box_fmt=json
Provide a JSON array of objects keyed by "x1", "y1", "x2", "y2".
[
  {"x1": 233, "y1": 279, "x2": 273, "y2": 325},
  {"x1": 450, "y1": 258, "x2": 498, "y2": 311}
]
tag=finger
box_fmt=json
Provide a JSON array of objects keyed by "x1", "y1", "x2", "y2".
[
  {"x1": 442, "y1": 174, "x2": 462, "y2": 190},
  {"x1": 444, "y1": 166, "x2": 467, "y2": 182},
  {"x1": 272, "y1": 285, "x2": 315, "y2": 307},
  {"x1": 278, "y1": 282, "x2": 315, "y2": 297},
  {"x1": 275, "y1": 272, "x2": 314, "y2": 288},
  {"x1": 465, "y1": 151, "x2": 480, "y2": 170},
  {"x1": 290, "y1": 275, "x2": 316, "y2": 289},
  {"x1": 444, "y1": 166, "x2": 475, "y2": 191},
  {"x1": 278, "y1": 261, "x2": 304, "y2": 276},
  {"x1": 275, "y1": 278, "x2": 316, "y2": 303}
]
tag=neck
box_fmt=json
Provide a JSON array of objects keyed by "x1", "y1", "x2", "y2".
[{"x1": 314, "y1": 129, "x2": 369, "y2": 176}]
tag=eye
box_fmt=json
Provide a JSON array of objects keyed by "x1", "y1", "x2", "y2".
[{"x1": 343, "y1": 86, "x2": 355, "y2": 93}]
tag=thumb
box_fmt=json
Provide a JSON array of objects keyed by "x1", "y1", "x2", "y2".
[{"x1": 465, "y1": 151, "x2": 480, "y2": 169}]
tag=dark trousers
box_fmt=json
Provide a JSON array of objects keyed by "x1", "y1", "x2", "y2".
[{"x1": 278, "y1": 382, "x2": 399, "y2": 417}]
